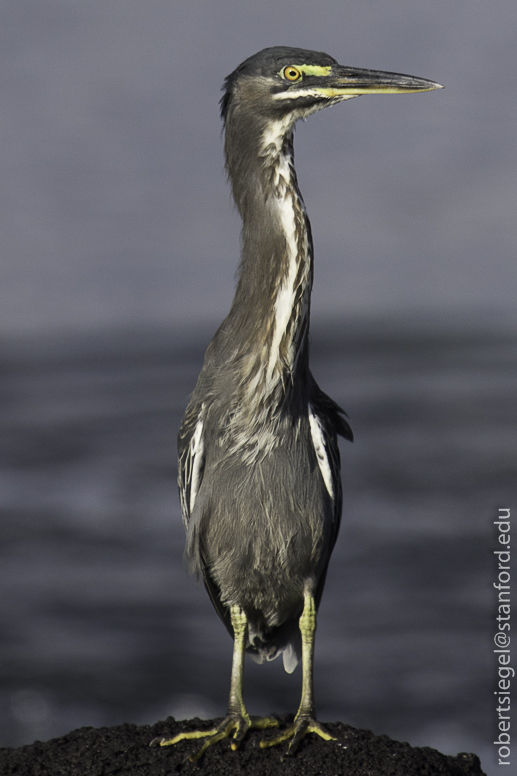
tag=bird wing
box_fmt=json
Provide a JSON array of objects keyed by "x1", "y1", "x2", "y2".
[
  {"x1": 308, "y1": 375, "x2": 353, "y2": 552},
  {"x1": 177, "y1": 400, "x2": 206, "y2": 528},
  {"x1": 309, "y1": 375, "x2": 353, "y2": 443},
  {"x1": 178, "y1": 398, "x2": 235, "y2": 638}
]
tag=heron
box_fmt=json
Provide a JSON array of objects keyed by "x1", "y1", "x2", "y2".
[{"x1": 156, "y1": 47, "x2": 442, "y2": 761}]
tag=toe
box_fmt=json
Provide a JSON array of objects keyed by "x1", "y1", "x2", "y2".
[
  {"x1": 230, "y1": 720, "x2": 250, "y2": 750},
  {"x1": 287, "y1": 719, "x2": 309, "y2": 755}
]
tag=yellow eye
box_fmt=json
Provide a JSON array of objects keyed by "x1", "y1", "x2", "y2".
[{"x1": 283, "y1": 66, "x2": 302, "y2": 82}]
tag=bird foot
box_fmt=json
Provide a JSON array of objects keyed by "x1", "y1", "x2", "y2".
[
  {"x1": 154, "y1": 713, "x2": 279, "y2": 762},
  {"x1": 259, "y1": 715, "x2": 336, "y2": 755}
]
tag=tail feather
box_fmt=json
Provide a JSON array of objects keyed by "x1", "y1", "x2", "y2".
[{"x1": 282, "y1": 644, "x2": 300, "y2": 674}]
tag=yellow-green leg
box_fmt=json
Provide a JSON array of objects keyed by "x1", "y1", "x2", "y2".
[
  {"x1": 260, "y1": 591, "x2": 336, "y2": 754},
  {"x1": 154, "y1": 604, "x2": 278, "y2": 762}
]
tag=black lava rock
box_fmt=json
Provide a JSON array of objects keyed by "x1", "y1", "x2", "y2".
[{"x1": 0, "y1": 716, "x2": 486, "y2": 776}]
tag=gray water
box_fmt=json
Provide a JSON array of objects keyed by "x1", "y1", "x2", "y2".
[{"x1": 0, "y1": 315, "x2": 515, "y2": 775}]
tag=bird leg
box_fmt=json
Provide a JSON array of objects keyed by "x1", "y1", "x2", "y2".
[
  {"x1": 260, "y1": 591, "x2": 336, "y2": 754},
  {"x1": 155, "y1": 604, "x2": 278, "y2": 762}
]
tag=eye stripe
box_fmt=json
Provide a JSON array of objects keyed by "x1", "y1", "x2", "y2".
[
  {"x1": 298, "y1": 64, "x2": 332, "y2": 77},
  {"x1": 277, "y1": 64, "x2": 333, "y2": 80},
  {"x1": 273, "y1": 88, "x2": 320, "y2": 100},
  {"x1": 272, "y1": 88, "x2": 357, "y2": 102},
  {"x1": 272, "y1": 86, "x2": 358, "y2": 100}
]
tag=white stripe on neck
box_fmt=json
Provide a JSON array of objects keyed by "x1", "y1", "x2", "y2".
[{"x1": 260, "y1": 122, "x2": 311, "y2": 387}]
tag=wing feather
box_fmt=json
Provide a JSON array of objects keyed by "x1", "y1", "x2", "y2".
[
  {"x1": 177, "y1": 401, "x2": 205, "y2": 528},
  {"x1": 309, "y1": 374, "x2": 353, "y2": 549}
]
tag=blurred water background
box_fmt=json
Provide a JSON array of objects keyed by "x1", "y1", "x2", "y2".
[{"x1": 1, "y1": 3, "x2": 516, "y2": 776}]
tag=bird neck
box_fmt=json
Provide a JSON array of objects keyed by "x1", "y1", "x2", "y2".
[{"x1": 223, "y1": 116, "x2": 314, "y2": 400}]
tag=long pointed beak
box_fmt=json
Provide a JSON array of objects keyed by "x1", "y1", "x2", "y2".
[{"x1": 318, "y1": 65, "x2": 443, "y2": 97}]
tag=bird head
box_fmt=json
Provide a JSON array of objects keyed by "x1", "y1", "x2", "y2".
[{"x1": 221, "y1": 46, "x2": 443, "y2": 129}]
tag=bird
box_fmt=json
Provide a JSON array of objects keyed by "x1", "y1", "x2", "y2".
[{"x1": 156, "y1": 46, "x2": 442, "y2": 761}]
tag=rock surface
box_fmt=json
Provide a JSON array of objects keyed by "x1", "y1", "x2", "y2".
[{"x1": 0, "y1": 716, "x2": 486, "y2": 776}]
